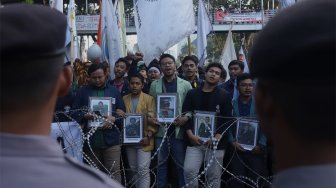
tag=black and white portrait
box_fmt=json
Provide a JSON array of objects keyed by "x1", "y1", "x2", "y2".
[
  {"x1": 194, "y1": 111, "x2": 215, "y2": 142},
  {"x1": 89, "y1": 97, "x2": 112, "y2": 127},
  {"x1": 157, "y1": 93, "x2": 177, "y2": 123},
  {"x1": 236, "y1": 119, "x2": 258, "y2": 150},
  {"x1": 123, "y1": 114, "x2": 143, "y2": 144}
]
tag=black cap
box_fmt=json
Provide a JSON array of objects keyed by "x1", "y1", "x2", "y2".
[
  {"x1": 0, "y1": 4, "x2": 67, "y2": 61},
  {"x1": 148, "y1": 59, "x2": 161, "y2": 73},
  {"x1": 250, "y1": 0, "x2": 335, "y2": 83},
  {"x1": 138, "y1": 63, "x2": 147, "y2": 72}
]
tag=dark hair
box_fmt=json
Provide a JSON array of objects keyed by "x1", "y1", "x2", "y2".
[
  {"x1": 198, "y1": 66, "x2": 205, "y2": 76},
  {"x1": 1, "y1": 56, "x2": 64, "y2": 113},
  {"x1": 129, "y1": 73, "x2": 145, "y2": 84},
  {"x1": 88, "y1": 63, "x2": 105, "y2": 76},
  {"x1": 182, "y1": 55, "x2": 198, "y2": 66},
  {"x1": 250, "y1": 0, "x2": 335, "y2": 143},
  {"x1": 257, "y1": 79, "x2": 335, "y2": 142},
  {"x1": 159, "y1": 54, "x2": 175, "y2": 64},
  {"x1": 205, "y1": 62, "x2": 224, "y2": 73},
  {"x1": 101, "y1": 61, "x2": 110, "y2": 74},
  {"x1": 228, "y1": 60, "x2": 244, "y2": 70},
  {"x1": 236, "y1": 73, "x2": 253, "y2": 86},
  {"x1": 138, "y1": 64, "x2": 147, "y2": 72},
  {"x1": 149, "y1": 58, "x2": 159, "y2": 66},
  {"x1": 115, "y1": 58, "x2": 130, "y2": 69},
  {"x1": 148, "y1": 59, "x2": 160, "y2": 72},
  {"x1": 102, "y1": 61, "x2": 109, "y2": 68}
]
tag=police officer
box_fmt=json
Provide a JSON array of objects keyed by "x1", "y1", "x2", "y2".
[{"x1": 0, "y1": 4, "x2": 123, "y2": 188}]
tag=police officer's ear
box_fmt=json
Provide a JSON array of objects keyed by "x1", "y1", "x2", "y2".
[{"x1": 57, "y1": 65, "x2": 73, "y2": 97}]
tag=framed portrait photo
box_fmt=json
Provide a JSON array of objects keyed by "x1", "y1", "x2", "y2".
[
  {"x1": 194, "y1": 111, "x2": 216, "y2": 142},
  {"x1": 236, "y1": 118, "x2": 258, "y2": 151},
  {"x1": 88, "y1": 97, "x2": 112, "y2": 128},
  {"x1": 123, "y1": 114, "x2": 143, "y2": 144},
  {"x1": 156, "y1": 93, "x2": 178, "y2": 123}
]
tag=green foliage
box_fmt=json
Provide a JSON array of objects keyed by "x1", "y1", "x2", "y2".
[{"x1": 206, "y1": 32, "x2": 242, "y2": 62}]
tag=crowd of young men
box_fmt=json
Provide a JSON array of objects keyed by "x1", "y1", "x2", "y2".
[
  {"x1": 52, "y1": 48, "x2": 272, "y2": 188},
  {"x1": 1, "y1": 0, "x2": 334, "y2": 188}
]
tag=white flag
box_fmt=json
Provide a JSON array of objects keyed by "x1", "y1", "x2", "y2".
[
  {"x1": 49, "y1": 0, "x2": 70, "y2": 63},
  {"x1": 239, "y1": 46, "x2": 249, "y2": 73},
  {"x1": 197, "y1": 0, "x2": 212, "y2": 67},
  {"x1": 116, "y1": 0, "x2": 127, "y2": 57},
  {"x1": 133, "y1": 0, "x2": 196, "y2": 65},
  {"x1": 68, "y1": 0, "x2": 80, "y2": 62},
  {"x1": 49, "y1": 0, "x2": 63, "y2": 12},
  {"x1": 220, "y1": 28, "x2": 236, "y2": 81},
  {"x1": 100, "y1": 0, "x2": 124, "y2": 79}
]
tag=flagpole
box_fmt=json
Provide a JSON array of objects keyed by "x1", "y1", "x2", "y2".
[
  {"x1": 261, "y1": 0, "x2": 265, "y2": 27},
  {"x1": 188, "y1": 36, "x2": 192, "y2": 55}
]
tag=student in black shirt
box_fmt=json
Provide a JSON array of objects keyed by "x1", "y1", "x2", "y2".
[{"x1": 182, "y1": 62, "x2": 233, "y2": 188}]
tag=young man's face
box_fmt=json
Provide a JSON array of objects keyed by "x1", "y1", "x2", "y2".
[
  {"x1": 228, "y1": 64, "x2": 243, "y2": 79},
  {"x1": 182, "y1": 60, "x2": 197, "y2": 78},
  {"x1": 148, "y1": 69, "x2": 161, "y2": 81},
  {"x1": 114, "y1": 61, "x2": 128, "y2": 78},
  {"x1": 129, "y1": 77, "x2": 144, "y2": 95},
  {"x1": 238, "y1": 54, "x2": 245, "y2": 62},
  {"x1": 90, "y1": 68, "x2": 106, "y2": 88},
  {"x1": 139, "y1": 69, "x2": 147, "y2": 79},
  {"x1": 205, "y1": 66, "x2": 221, "y2": 85},
  {"x1": 237, "y1": 78, "x2": 253, "y2": 98},
  {"x1": 160, "y1": 57, "x2": 176, "y2": 77}
]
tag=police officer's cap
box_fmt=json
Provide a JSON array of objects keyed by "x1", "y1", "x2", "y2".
[{"x1": 0, "y1": 3, "x2": 67, "y2": 61}]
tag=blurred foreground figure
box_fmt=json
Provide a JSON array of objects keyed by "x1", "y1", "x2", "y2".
[
  {"x1": 250, "y1": 0, "x2": 335, "y2": 188},
  {"x1": 0, "y1": 4, "x2": 123, "y2": 188}
]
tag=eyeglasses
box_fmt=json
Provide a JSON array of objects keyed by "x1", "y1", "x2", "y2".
[{"x1": 239, "y1": 83, "x2": 253, "y2": 88}]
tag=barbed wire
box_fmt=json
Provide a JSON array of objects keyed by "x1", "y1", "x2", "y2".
[{"x1": 52, "y1": 108, "x2": 273, "y2": 188}]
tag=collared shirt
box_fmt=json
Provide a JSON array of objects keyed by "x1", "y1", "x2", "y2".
[
  {"x1": 0, "y1": 133, "x2": 123, "y2": 188},
  {"x1": 272, "y1": 165, "x2": 336, "y2": 188}
]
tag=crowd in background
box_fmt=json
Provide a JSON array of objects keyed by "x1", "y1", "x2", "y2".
[{"x1": 55, "y1": 52, "x2": 274, "y2": 188}]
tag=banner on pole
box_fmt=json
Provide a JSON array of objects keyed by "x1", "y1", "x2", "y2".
[
  {"x1": 99, "y1": 0, "x2": 124, "y2": 79},
  {"x1": 220, "y1": 28, "x2": 236, "y2": 81},
  {"x1": 197, "y1": 0, "x2": 213, "y2": 66},
  {"x1": 68, "y1": 0, "x2": 80, "y2": 62},
  {"x1": 133, "y1": 0, "x2": 196, "y2": 65}
]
